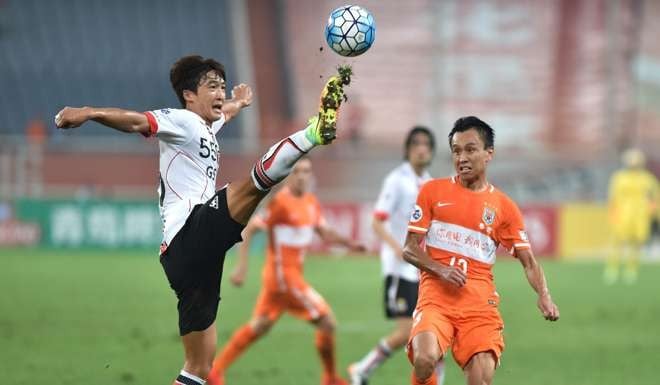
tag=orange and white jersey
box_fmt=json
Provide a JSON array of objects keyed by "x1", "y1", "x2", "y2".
[
  {"x1": 408, "y1": 176, "x2": 530, "y2": 309},
  {"x1": 261, "y1": 187, "x2": 323, "y2": 292}
]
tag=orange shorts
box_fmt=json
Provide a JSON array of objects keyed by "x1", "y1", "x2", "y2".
[
  {"x1": 253, "y1": 280, "x2": 330, "y2": 322},
  {"x1": 407, "y1": 303, "x2": 505, "y2": 369}
]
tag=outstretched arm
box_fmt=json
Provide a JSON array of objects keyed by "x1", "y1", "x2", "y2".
[
  {"x1": 402, "y1": 232, "x2": 466, "y2": 287},
  {"x1": 55, "y1": 107, "x2": 150, "y2": 135},
  {"x1": 316, "y1": 223, "x2": 366, "y2": 252},
  {"x1": 372, "y1": 216, "x2": 404, "y2": 259},
  {"x1": 516, "y1": 248, "x2": 560, "y2": 321},
  {"x1": 230, "y1": 215, "x2": 265, "y2": 287},
  {"x1": 222, "y1": 84, "x2": 253, "y2": 123}
]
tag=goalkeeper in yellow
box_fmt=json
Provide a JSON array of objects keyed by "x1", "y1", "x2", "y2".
[{"x1": 606, "y1": 149, "x2": 659, "y2": 284}]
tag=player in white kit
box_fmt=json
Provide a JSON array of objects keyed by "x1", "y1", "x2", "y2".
[
  {"x1": 349, "y1": 127, "x2": 444, "y2": 385},
  {"x1": 54, "y1": 55, "x2": 352, "y2": 385}
]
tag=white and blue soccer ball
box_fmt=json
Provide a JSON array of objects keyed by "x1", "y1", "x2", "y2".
[{"x1": 324, "y1": 5, "x2": 375, "y2": 57}]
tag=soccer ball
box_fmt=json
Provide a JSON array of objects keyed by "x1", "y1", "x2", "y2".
[{"x1": 324, "y1": 5, "x2": 375, "y2": 57}]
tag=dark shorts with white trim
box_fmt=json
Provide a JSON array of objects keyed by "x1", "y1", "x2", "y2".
[
  {"x1": 384, "y1": 275, "x2": 419, "y2": 318},
  {"x1": 160, "y1": 188, "x2": 244, "y2": 336}
]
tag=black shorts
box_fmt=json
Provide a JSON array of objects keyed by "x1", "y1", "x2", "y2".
[
  {"x1": 160, "y1": 188, "x2": 244, "y2": 336},
  {"x1": 384, "y1": 275, "x2": 419, "y2": 318}
]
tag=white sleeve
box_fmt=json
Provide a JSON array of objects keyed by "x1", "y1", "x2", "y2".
[
  {"x1": 373, "y1": 173, "x2": 399, "y2": 220},
  {"x1": 144, "y1": 108, "x2": 195, "y2": 145},
  {"x1": 211, "y1": 113, "x2": 226, "y2": 135}
]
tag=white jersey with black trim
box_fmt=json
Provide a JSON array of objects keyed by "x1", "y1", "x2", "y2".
[
  {"x1": 373, "y1": 162, "x2": 431, "y2": 282},
  {"x1": 143, "y1": 108, "x2": 225, "y2": 250}
]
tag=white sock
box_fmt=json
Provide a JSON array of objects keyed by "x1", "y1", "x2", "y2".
[
  {"x1": 174, "y1": 369, "x2": 206, "y2": 385},
  {"x1": 251, "y1": 128, "x2": 314, "y2": 191},
  {"x1": 354, "y1": 339, "x2": 392, "y2": 377}
]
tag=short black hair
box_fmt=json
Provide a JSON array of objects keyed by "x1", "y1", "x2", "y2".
[
  {"x1": 404, "y1": 126, "x2": 435, "y2": 160},
  {"x1": 170, "y1": 55, "x2": 226, "y2": 107},
  {"x1": 448, "y1": 116, "x2": 494, "y2": 149}
]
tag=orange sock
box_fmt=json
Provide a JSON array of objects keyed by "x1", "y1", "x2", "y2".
[
  {"x1": 211, "y1": 324, "x2": 258, "y2": 373},
  {"x1": 411, "y1": 370, "x2": 437, "y2": 385},
  {"x1": 315, "y1": 330, "x2": 336, "y2": 379}
]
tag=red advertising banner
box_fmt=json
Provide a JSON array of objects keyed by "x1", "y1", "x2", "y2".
[
  {"x1": 520, "y1": 206, "x2": 558, "y2": 257},
  {"x1": 310, "y1": 203, "x2": 379, "y2": 254},
  {"x1": 0, "y1": 220, "x2": 41, "y2": 247}
]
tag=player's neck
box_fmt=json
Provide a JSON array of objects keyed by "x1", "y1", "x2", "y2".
[
  {"x1": 186, "y1": 106, "x2": 212, "y2": 126},
  {"x1": 408, "y1": 162, "x2": 426, "y2": 177},
  {"x1": 459, "y1": 175, "x2": 489, "y2": 192},
  {"x1": 289, "y1": 187, "x2": 305, "y2": 197}
]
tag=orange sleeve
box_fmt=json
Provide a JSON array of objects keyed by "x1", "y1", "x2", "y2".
[
  {"x1": 407, "y1": 181, "x2": 433, "y2": 234},
  {"x1": 496, "y1": 198, "x2": 531, "y2": 255}
]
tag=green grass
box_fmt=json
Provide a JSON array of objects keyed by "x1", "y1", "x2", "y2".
[{"x1": 1, "y1": 248, "x2": 659, "y2": 384}]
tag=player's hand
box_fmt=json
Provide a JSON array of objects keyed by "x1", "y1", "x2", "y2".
[
  {"x1": 231, "y1": 84, "x2": 253, "y2": 108},
  {"x1": 437, "y1": 265, "x2": 467, "y2": 287},
  {"x1": 54, "y1": 106, "x2": 91, "y2": 129},
  {"x1": 348, "y1": 241, "x2": 367, "y2": 253},
  {"x1": 537, "y1": 292, "x2": 560, "y2": 321},
  {"x1": 230, "y1": 266, "x2": 247, "y2": 287}
]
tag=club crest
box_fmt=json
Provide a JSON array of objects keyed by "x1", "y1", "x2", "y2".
[{"x1": 482, "y1": 207, "x2": 496, "y2": 225}]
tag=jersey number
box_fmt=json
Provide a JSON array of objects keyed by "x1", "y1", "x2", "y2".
[
  {"x1": 199, "y1": 138, "x2": 218, "y2": 161},
  {"x1": 449, "y1": 256, "x2": 468, "y2": 274}
]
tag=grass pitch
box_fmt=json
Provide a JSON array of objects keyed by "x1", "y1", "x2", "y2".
[{"x1": 1, "y1": 247, "x2": 658, "y2": 384}]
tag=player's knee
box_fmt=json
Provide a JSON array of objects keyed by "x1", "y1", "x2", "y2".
[
  {"x1": 316, "y1": 314, "x2": 336, "y2": 333},
  {"x1": 226, "y1": 180, "x2": 267, "y2": 224},
  {"x1": 412, "y1": 351, "x2": 438, "y2": 380},
  {"x1": 250, "y1": 317, "x2": 274, "y2": 336},
  {"x1": 465, "y1": 352, "x2": 496, "y2": 384}
]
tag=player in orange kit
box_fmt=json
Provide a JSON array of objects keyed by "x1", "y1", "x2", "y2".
[
  {"x1": 208, "y1": 157, "x2": 365, "y2": 385},
  {"x1": 403, "y1": 116, "x2": 560, "y2": 385}
]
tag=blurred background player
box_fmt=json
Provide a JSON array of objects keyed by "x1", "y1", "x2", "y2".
[
  {"x1": 403, "y1": 117, "x2": 560, "y2": 385},
  {"x1": 5, "y1": 2, "x2": 660, "y2": 384},
  {"x1": 349, "y1": 127, "x2": 445, "y2": 385},
  {"x1": 605, "y1": 148, "x2": 659, "y2": 284},
  {"x1": 208, "y1": 157, "x2": 366, "y2": 385},
  {"x1": 54, "y1": 56, "x2": 351, "y2": 385}
]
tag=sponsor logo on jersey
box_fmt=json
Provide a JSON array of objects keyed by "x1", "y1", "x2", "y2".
[
  {"x1": 209, "y1": 196, "x2": 219, "y2": 209},
  {"x1": 410, "y1": 204, "x2": 423, "y2": 222},
  {"x1": 436, "y1": 202, "x2": 453, "y2": 208},
  {"x1": 159, "y1": 108, "x2": 171, "y2": 114},
  {"x1": 426, "y1": 220, "x2": 498, "y2": 264},
  {"x1": 519, "y1": 230, "x2": 529, "y2": 242}
]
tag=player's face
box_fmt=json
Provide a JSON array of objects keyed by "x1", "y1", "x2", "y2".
[
  {"x1": 450, "y1": 128, "x2": 493, "y2": 182},
  {"x1": 289, "y1": 159, "x2": 313, "y2": 194},
  {"x1": 407, "y1": 133, "x2": 433, "y2": 168},
  {"x1": 185, "y1": 70, "x2": 226, "y2": 123}
]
